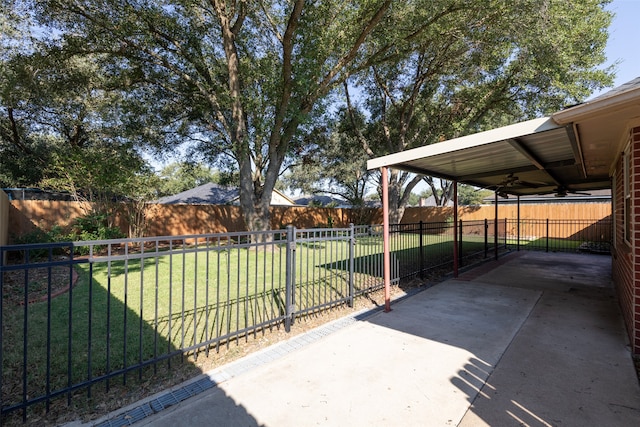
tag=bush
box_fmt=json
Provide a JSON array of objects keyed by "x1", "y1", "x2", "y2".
[
  {"x1": 72, "y1": 212, "x2": 125, "y2": 242},
  {"x1": 11, "y1": 212, "x2": 124, "y2": 258},
  {"x1": 11, "y1": 226, "x2": 67, "y2": 260}
]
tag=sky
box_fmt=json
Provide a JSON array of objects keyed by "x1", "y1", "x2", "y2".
[{"x1": 588, "y1": 0, "x2": 640, "y2": 99}]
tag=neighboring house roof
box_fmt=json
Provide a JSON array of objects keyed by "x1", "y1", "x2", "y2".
[
  {"x1": 1, "y1": 187, "x2": 74, "y2": 201},
  {"x1": 418, "y1": 196, "x2": 454, "y2": 207},
  {"x1": 155, "y1": 183, "x2": 295, "y2": 206},
  {"x1": 155, "y1": 183, "x2": 238, "y2": 204},
  {"x1": 294, "y1": 194, "x2": 350, "y2": 207}
]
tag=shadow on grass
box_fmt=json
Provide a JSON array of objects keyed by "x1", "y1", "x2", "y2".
[
  {"x1": 320, "y1": 239, "x2": 492, "y2": 286},
  {"x1": 1, "y1": 257, "x2": 261, "y2": 426}
]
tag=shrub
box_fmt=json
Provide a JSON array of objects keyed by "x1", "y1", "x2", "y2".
[
  {"x1": 11, "y1": 227, "x2": 67, "y2": 260},
  {"x1": 72, "y1": 212, "x2": 125, "y2": 242}
]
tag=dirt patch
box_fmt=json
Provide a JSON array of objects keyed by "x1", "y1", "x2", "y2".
[{"x1": 2, "y1": 259, "x2": 78, "y2": 305}]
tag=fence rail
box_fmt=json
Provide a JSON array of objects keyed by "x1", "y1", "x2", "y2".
[{"x1": 0, "y1": 218, "x2": 611, "y2": 422}]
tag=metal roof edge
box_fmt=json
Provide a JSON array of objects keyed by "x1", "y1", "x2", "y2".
[
  {"x1": 367, "y1": 116, "x2": 559, "y2": 170},
  {"x1": 553, "y1": 84, "x2": 640, "y2": 125}
]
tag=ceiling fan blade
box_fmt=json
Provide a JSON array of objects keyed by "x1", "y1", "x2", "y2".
[{"x1": 516, "y1": 180, "x2": 544, "y2": 188}]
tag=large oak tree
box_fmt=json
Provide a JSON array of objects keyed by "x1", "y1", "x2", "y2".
[
  {"x1": 321, "y1": 0, "x2": 613, "y2": 222},
  {"x1": 31, "y1": 0, "x2": 406, "y2": 238},
  {"x1": 13, "y1": 0, "x2": 614, "y2": 231}
]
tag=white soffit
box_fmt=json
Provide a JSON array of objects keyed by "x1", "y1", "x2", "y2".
[
  {"x1": 365, "y1": 116, "x2": 608, "y2": 196},
  {"x1": 367, "y1": 117, "x2": 560, "y2": 170}
]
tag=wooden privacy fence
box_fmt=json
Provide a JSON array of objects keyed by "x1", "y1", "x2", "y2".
[
  {"x1": 6, "y1": 201, "x2": 382, "y2": 241},
  {"x1": 401, "y1": 203, "x2": 612, "y2": 222},
  {"x1": 6, "y1": 200, "x2": 610, "y2": 243}
]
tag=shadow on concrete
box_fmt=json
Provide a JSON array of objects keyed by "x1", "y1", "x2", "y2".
[{"x1": 363, "y1": 251, "x2": 640, "y2": 426}]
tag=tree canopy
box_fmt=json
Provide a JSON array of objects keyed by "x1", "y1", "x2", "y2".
[
  {"x1": 2, "y1": 0, "x2": 614, "y2": 232},
  {"x1": 312, "y1": 0, "x2": 613, "y2": 221}
]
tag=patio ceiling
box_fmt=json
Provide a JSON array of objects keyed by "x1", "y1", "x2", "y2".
[
  {"x1": 368, "y1": 117, "x2": 599, "y2": 196},
  {"x1": 367, "y1": 77, "x2": 640, "y2": 197}
]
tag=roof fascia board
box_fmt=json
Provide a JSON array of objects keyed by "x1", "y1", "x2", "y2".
[
  {"x1": 609, "y1": 117, "x2": 640, "y2": 177},
  {"x1": 553, "y1": 87, "x2": 640, "y2": 124},
  {"x1": 367, "y1": 117, "x2": 559, "y2": 170}
]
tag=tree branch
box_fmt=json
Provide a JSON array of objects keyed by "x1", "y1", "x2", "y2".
[
  {"x1": 314, "y1": 0, "x2": 392, "y2": 99},
  {"x1": 344, "y1": 81, "x2": 375, "y2": 157}
]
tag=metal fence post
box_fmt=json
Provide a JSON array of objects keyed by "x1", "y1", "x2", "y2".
[
  {"x1": 484, "y1": 218, "x2": 488, "y2": 258},
  {"x1": 419, "y1": 221, "x2": 424, "y2": 279},
  {"x1": 546, "y1": 218, "x2": 549, "y2": 252},
  {"x1": 517, "y1": 213, "x2": 521, "y2": 252},
  {"x1": 348, "y1": 224, "x2": 355, "y2": 307},
  {"x1": 458, "y1": 219, "x2": 463, "y2": 267},
  {"x1": 285, "y1": 225, "x2": 295, "y2": 332},
  {"x1": 504, "y1": 218, "x2": 507, "y2": 248}
]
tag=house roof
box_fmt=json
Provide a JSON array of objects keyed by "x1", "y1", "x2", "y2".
[
  {"x1": 294, "y1": 194, "x2": 349, "y2": 207},
  {"x1": 367, "y1": 77, "x2": 640, "y2": 196},
  {"x1": 2, "y1": 187, "x2": 74, "y2": 201},
  {"x1": 419, "y1": 195, "x2": 454, "y2": 207},
  {"x1": 155, "y1": 183, "x2": 238, "y2": 205},
  {"x1": 155, "y1": 183, "x2": 296, "y2": 206}
]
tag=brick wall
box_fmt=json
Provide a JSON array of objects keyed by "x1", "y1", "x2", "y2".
[
  {"x1": 612, "y1": 126, "x2": 640, "y2": 355},
  {"x1": 633, "y1": 126, "x2": 640, "y2": 354}
]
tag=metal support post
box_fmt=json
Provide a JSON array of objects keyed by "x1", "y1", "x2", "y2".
[
  {"x1": 285, "y1": 225, "x2": 295, "y2": 331},
  {"x1": 458, "y1": 219, "x2": 463, "y2": 267},
  {"x1": 419, "y1": 221, "x2": 424, "y2": 280},
  {"x1": 348, "y1": 223, "x2": 355, "y2": 307},
  {"x1": 453, "y1": 181, "x2": 459, "y2": 277}
]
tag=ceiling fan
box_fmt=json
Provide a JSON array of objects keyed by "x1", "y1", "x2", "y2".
[
  {"x1": 541, "y1": 186, "x2": 591, "y2": 197},
  {"x1": 488, "y1": 173, "x2": 545, "y2": 191}
]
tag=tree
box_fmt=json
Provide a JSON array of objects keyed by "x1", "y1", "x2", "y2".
[
  {"x1": 283, "y1": 107, "x2": 375, "y2": 209},
  {"x1": 156, "y1": 162, "x2": 220, "y2": 197},
  {"x1": 32, "y1": 0, "x2": 410, "y2": 239},
  {"x1": 343, "y1": 0, "x2": 613, "y2": 223},
  {"x1": 15, "y1": 0, "x2": 613, "y2": 233},
  {"x1": 0, "y1": 23, "x2": 158, "y2": 235},
  {"x1": 457, "y1": 185, "x2": 492, "y2": 206}
]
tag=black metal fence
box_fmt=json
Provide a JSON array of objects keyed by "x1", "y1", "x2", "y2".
[
  {"x1": 506, "y1": 218, "x2": 612, "y2": 253},
  {"x1": 0, "y1": 218, "x2": 611, "y2": 422}
]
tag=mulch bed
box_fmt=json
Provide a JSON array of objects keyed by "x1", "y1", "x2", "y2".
[{"x1": 2, "y1": 258, "x2": 78, "y2": 305}]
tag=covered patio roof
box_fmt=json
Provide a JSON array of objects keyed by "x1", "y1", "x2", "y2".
[
  {"x1": 367, "y1": 77, "x2": 640, "y2": 196},
  {"x1": 368, "y1": 77, "x2": 640, "y2": 306}
]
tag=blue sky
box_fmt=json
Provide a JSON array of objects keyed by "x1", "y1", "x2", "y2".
[{"x1": 589, "y1": 0, "x2": 640, "y2": 98}]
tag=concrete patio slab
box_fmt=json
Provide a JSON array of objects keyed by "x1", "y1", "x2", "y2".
[
  {"x1": 458, "y1": 252, "x2": 640, "y2": 426},
  {"x1": 86, "y1": 252, "x2": 640, "y2": 427}
]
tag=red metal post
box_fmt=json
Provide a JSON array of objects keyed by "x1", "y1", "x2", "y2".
[
  {"x1": 517, "y1": 195, "x2": 521, "y2": 251},
  {"x1": 453, "y1": 181, "x2": 458, "y2": 278},
  {"x1": 382, "y1": 167, "x2": 391, "y2": 312},
  {"x1": 494, "y1": 191, "x2": 499, "y2": 260}
]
